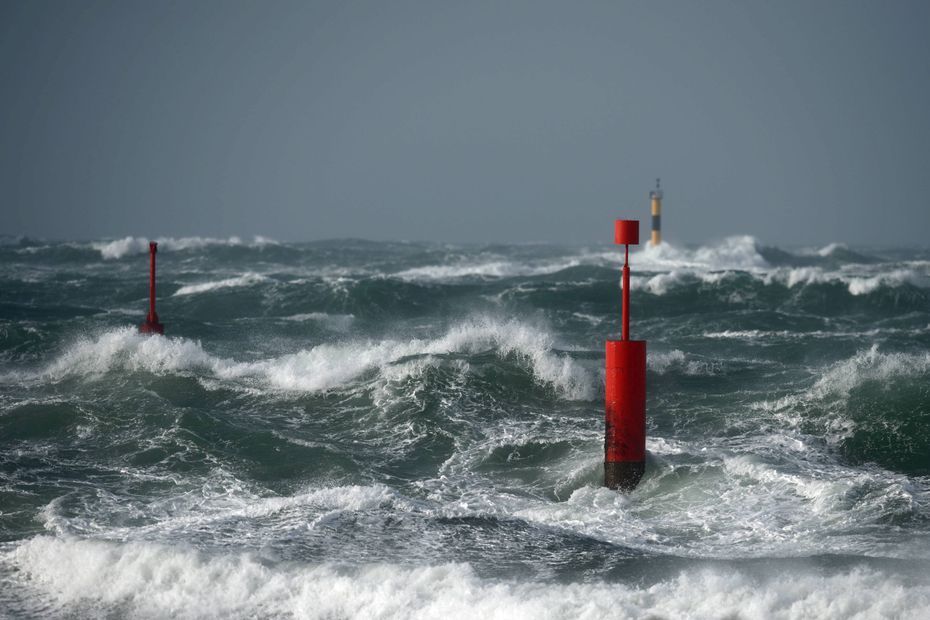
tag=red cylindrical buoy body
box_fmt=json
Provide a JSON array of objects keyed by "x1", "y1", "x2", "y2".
[
  {"x1": 139, "y1": 241, "x2": 164, "y2": 335},
  {"x1": 604, "y1": 339, "x2": 646, "y2": 490}
]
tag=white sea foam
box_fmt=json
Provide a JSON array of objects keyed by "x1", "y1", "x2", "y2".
[
  {"x1": 613, "y1": 238, "x2": 929, "y2": 296},
  {"x1": 632, "y1": 235, "x2": 770, "y2": 272},
  {"x1": 509, "y1": 440, "x2": 928, "y2": 561},
  {"x1": 750, "y1": 344, "x2": 930, "y2": 416},
  {"x1": 705, "y1": 326, "x2": 930, "y2": 341},
  {"x1": 36, "y1": 320, "x2": 595, "y2": 399},
  {"x1": 704, "y1": 329, "x2": 787, "y2": 340},
  {"x1": 648, "y1": 349, "x2": 686, "y2": 372},
  {"x1": 845, "y1": 269, "x2": 920, "y2": 295},
  {"x1": 816, "y1": 242, "x2": 847, "y2": 257},
  {"x1": 810, "y1": 344, "x2": 930, "y2": 400},
  {"x1": 246, "y1": 318, "x2": 594, "y2": 399},
  {"x1": 92, "y1": 236, "x2": 276, "y2": 259},
  {"x1": 393, "y1": 236, "x2": 771, "y2": 283},
  {"x1": 751, "y1": 345, "x2": 930, "y2": 447},
  {"x1": 42, "y1": 328, "x2": 218, "y2": 380},
  {"x1": 647, "y1": 349, "x2": 718, "y2": 375},
  {"x1": 173, "y1": 273, "x2": 269, "y2": 296},
  {"x1": 762, "y1": 266, "x2": 926, "y2": 295},
  {"x1": 66, "y1": 484, "x2": 407, "y2": 541},
  {"x1": 628, "y1": 264, "x2": 928, "y2": 297},
  {"x1": 628, "y1": 269, "x2": 737, "y2": 295},
  {"x1": 8, "y1": 536, "x2": 930, "y2": 620},
  {"x1": 393, "y1": 259, "x2": 582, "y2": 281}
]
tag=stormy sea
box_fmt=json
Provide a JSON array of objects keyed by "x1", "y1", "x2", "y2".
[{"x1": 1, "y1": 234, "x2": 929, "y2": 618}]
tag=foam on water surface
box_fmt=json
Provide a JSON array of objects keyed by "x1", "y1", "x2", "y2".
[
  {"x1": 173, "y1": 273, "x2": 270, "y2": 296},
  {"x1": 92, "y1": 236, "x2": 277, "y2": 259},
  {"x1": 5, "y1": 537, "x2": 929, "y2": 620},
  {"x1": 25, "y1": 318, "x2": 596, "y2": 399}
]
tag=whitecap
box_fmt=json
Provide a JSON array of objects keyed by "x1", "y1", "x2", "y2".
[
  {"x1": 9, "y1": 537, "x2": 930, "y2": 619},
  {"x1": 92, "y1": 236, "x2": 276, "y2": 260},
  {"x1": 32, "y1": 320, "x2": 595, "y2": 400},
  {"x1": 392, "y1": 259, "x2": 581, "y2": 281},
  {"x1": 763, "y1": 266, "x2": 925, "y2": 295},
  {"x1": 173, "y1": 273, "x2": 269, "y2": 296},
  {"x1": 810, "y1": 344, "x2": 930, "y2": 400}
]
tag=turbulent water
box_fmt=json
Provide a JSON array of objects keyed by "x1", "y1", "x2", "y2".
[{"x1": 2, "y1": 234, "x2": 930, "y2": 618}]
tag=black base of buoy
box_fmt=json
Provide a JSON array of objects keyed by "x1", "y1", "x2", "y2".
[{"x1": 605, "y1": 461, "x2": 644, "y2": 491}]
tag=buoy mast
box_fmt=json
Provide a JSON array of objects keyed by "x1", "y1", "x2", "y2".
[{"x1": 139, "y1": 241, "x2": 164, "y2": 335}]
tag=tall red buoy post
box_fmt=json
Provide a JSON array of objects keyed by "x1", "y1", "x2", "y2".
[
  {"x1": 139, "y1": 242, "x2": 164, "y2": 335},
  {"x1": 605, "y1": 220, "x2": 646, "y2": 490}
]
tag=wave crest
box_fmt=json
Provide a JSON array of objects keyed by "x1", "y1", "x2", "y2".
[
  {"x1": 811, "y1": 345, "x2": 930, "y2": 400},
  {"x1": 9, "y1": 537, "x2": 929, "y2": 619},
  {"x1": 173, "y1": 273, "x2": 269, "y2": 296},
  {"x1": 92, "y1": 236, "x2": 276, "y2": 259},
  {"x1": 36, "y1": 320, "x2": 595, "y2": 399}
]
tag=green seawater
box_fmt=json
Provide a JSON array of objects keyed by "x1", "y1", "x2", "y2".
[{"x1": 1, "y1": 235, "x2": 930, "y2": 618}]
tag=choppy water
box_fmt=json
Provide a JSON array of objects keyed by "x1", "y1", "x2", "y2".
[{"x1": 2, "y1": 234, "x2": 930, "y2": 618}]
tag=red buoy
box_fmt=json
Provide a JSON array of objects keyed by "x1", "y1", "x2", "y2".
[
  {"x1": 605, "y1": 219, "x2": 646, "y2": 490},
  {"x1": 139, "y1": 241, "x2": 164, "y2": 335}
]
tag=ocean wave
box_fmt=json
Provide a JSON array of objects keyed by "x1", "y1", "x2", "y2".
[
  {"x1": 812, "y1": 242, "x2": 882, "y2": 264},
  {"x1": 512, "y1": 443, "x2": 926, "y2": 559},
  {"x1": 41, "y1": 328, "x2": 218, "y2": 379},
  {"x1": 647, "y1": 349, "x2": 719, "y2": 375},
  {"x1": 8, "y1": 536, "x2": 929, "y2": 619},
  {"x1": 701, "y1": 327, "x2": 930, "y2": 340},
  {"x1": 753, "y1": 346, "x2": 930, "y2": 416},
  {"x1": 631, "y1": 269, "x2": 738, "y2": 295},
  {"x1": 763, "y1": 267, "x2": 925, "y2": 295},
  {"x1": 92, "y1": 236, "x2": 277, "y2": 260},
  {"x1": 810, "y1": 345, "x2": 930, "y2": 400},
  {"x1": 44, "y1": 484, "x2": 406, "y2": 540},
  {"x1": 33, "y1": 320, "x2": 595, "y2": 399},
  {"x1": 173, "y1": 273, "x2": 269, "y2": 296},
  {"x1": 816, "y1": 242, "x2": 848, "y2": 258},
  {"x1": 281, "y1": 313, "x2": 355, "y2": 331},
  {"x1": 251, "y1": 318, "x2": 595, "y2": 399},
  {"x1": 703, "y1": 329, "x2": 791, "y2": 340},
  {"x1": 393, "y1": 260, "x2": 582, "y2": 281},
  {"x1": 390, "y1": 236, "x2": 770, "y2": 283},
  {"x1": 630, "y1": 235, "x2": 770, "y2": 272},
  {"x1": 621, "y1": 265, "x2": 928, "y2": 297},
  {"x1": 748, "y1": 345, "x2": 930, "y2": 474}
]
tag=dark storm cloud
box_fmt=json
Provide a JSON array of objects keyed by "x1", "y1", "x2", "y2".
[{"x1": 2, "y1": 0, "x2": 929, "y2": 245}]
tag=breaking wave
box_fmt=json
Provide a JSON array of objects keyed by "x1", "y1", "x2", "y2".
[
  {"x1": 763, "y1": 267, "x2": 926, "y2": 296},
  {"x1": 753, "y1": 345, "x2": 930, "y2": 475},
  {"x1": 92, "y1": 236, "x2": 277, "y2": 259},
  {"x1": 7, "y1": 537, "x2": 929, "y2": 620},
  {"x1": 32, "y1": 320, "x2": 595, "y2": 399},
  {"x1": 173, "y1": 273, "x2": 269, "y2": 296},
  {"x1": 632, "y1": 235, "x2": 770, "y2": 272},
  {"x1": 810, "y1": 345, "x2": 930, "y2": 400}
]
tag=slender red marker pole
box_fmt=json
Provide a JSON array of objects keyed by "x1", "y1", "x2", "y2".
[
  {"x1": 605, "y1": 220, "x2": 646, "y2": 490},
  {"x1": 139, "y1": 241, "x2": 164, "y2": 335}
]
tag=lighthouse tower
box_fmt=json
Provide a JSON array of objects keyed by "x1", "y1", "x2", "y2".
[{"x1": 650, "y1": 179, "x2": 663, "y2": 246}]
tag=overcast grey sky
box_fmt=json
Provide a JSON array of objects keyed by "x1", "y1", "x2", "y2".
[{"x1": 2, "y1": 0, "x2": 929, "y2": 245}]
